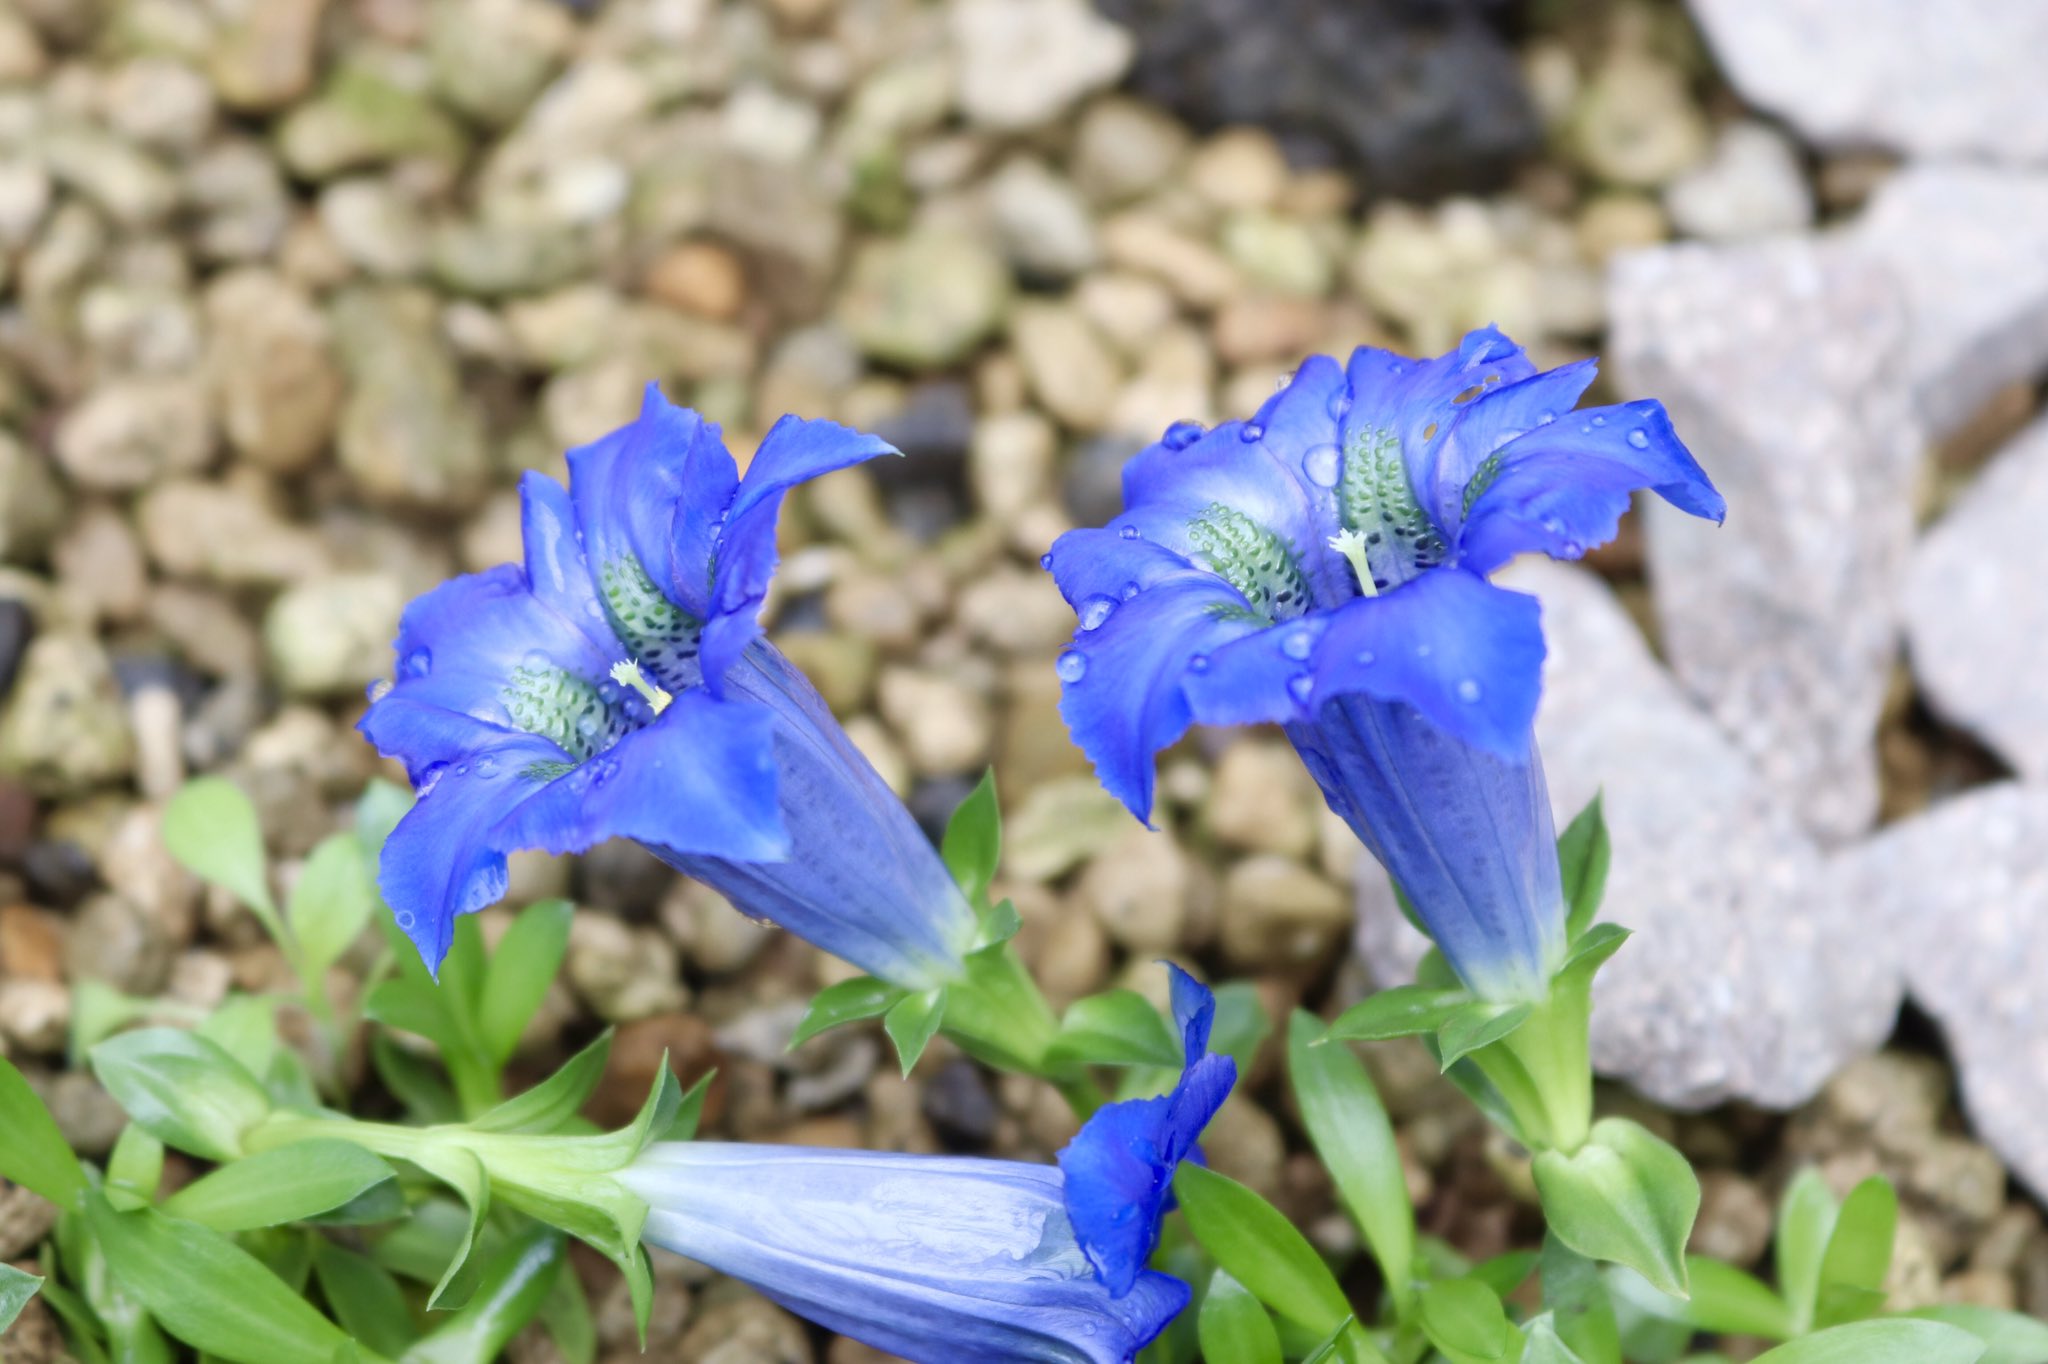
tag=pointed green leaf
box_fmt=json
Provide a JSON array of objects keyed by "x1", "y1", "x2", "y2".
[
  {"x1": 402, "y1": 1225, "x2": 564, "y2": 1364},
  {"x1": 1814, "y1": 1175, "x2": 1896, "y2": 1328},
  {"x1": 1533, "y1": 1118, "x2": 1700, "y2": 1299},
  {"x1": 1286, "y1": 1011, "x2": 1414, "y2": 1308},
  {"x1": 1048, "y1": 990, "x2": 1183, "y2": 1068},
  {"x1": 0, "y1": 1263, "x2": 42, "y2": 1333},
  {"x1": 406, "y1": 1145, "x2": 489, "y2": 1311},
  {"x1": 289, "y1": 834, "x2": 377, "y2": 981},
  {"x1": 1172, "y1": 1163, "x2": 1348, "y2": 1333},
  {"x1": 312, "y1": 1240, "x2": 417, "y2": 1359},
  {"x1": 1539, "y1": 1237, "x2": 1622, "y2": 1364},
  {"x1": 1522, "y1": 1313, "x2": 1592, "y2": 1364},
  {"x1": 1557, "y1": 923, "x2": 1632, "y2": 980},
  {"x1": 470, "y1": 1030, "x2": 613, "y2": 1135},
  {"x1": 941, "y1": 769, "x2": 1001, "y2": 907},
  {"x1": 195, "y1": 995, "x2": 281, "y2": 1083},
  {"x1": 789, "y1": 977, "x2": 905, "y2": 1050},
  {"x1": 1681, "y1": 1257, "x2": 1793, "y2": 1339},
  {"x1": 884, "y1": 988, "x2": 947, "y2": 1076},
  {"x1": 973, "y1": 897, "x2": 1023, "y2": 951},
  {"x1": 1469, "y1": 1249, "x2": 1538, "y2": 1299},
  {"x1": 370, "y1": 1033, "x2": 461, "y2": 1125},
  {"x1": 1420, "y1": 1278, "x2": 1514, "y2": 1363},
  {"x1": 1558, "y1": 794, "x2": 1611, "y2": 940},
  {"x1": 1776, "y1": 1168, "x2": 1838, "y2": 1332},
  {"x1": 89, "y1": 1029, "x2": 272, "y2": 1162},
  {"x1": 667, "y1": 1069, "x2": 714, "y2": 1144},
  {"x1": 1906, "y1": 1306, "x2": 2048, "y2": 1364},
  {"x1": 537, "y1": 1253, "x2": 597, "y2": 1364},
  {"x1": 1437, "y1": 1001, "x2": 1533, "y2": 1070},
  {"x1": 105, "y1": 1125, "x2": 165, "y2": 1211},
  {"x1": 478, "y1": 899, "x2": 574, "y2": 1066},
  {"x1": 162, "y1": 1141, "x2": 398, "y2": 1232},
  {"x1": 1323, "y1": 985, "x2": 1470, "y2": 1043},
  {"x1": 1196, "y1": 1269, "x2": 1283, "y2": 1364},
  {"x1": 1749, "y1": 1319, "x2": 1986, "y2": 1364},
  {"x1": 163, "y1": 777, "x2": 280, "y2": 941}
]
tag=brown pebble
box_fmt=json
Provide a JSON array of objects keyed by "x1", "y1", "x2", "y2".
[
  {"x1": 588, "y1": 1014, "x2": 720, "y2": 1130},
  {"x1": 645, "y1": 242, "x2": 748, "y2": 322},
  {"x1": 0, "y1": 904, "x2": 63, "y2": 981}
]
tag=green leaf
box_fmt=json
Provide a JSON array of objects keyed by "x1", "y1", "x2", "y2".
[
  {"x1": 1906, "y1": 1306, "x2": 2048, "y2": 1364},
  {"x1": 478, "y1": 899, "x2": 574, "y2": 1067},
  {"x1": 1047, "y1": 990, "x2": 1184, "y2": 1068},
  {"x1": 1468, "y1": 1249, "x2": 1539, "y2": 1299},
  {"x1": 289, "y1": 834, "x2": 377, "y2": 981},
  {"x1": 402, "y1": 1225, "x2": 564, "y2": 1364},
  {"x1": 1323, "y1": 985, "x2": 1470, "y2": 1043},
  {"x1": 1557, "y1": 923, "x2": 1632, "y2": 979},
  {"x1": 974, "y1": 897, "x2": 1023, "y2": 950},
  {"x1": 1420, "y1": 1278, "x2": 1514, "y2": 1363},
  {"x1": 405, "y1": 1145, "x2": 490, "y2": 1311},
  {"x1": 1172, "y1": 1163, "x2": 1349, "y2": 1333},
  {"x1": 1539, "y1": 1236, "x2": 1622, "y2": 1364},
  {"x1": 1286, "y1": 1011, "x2": 1414, "y2": 1308},
  {"x1": 0, "y1": 1263, "x2": 42, "y2": 1333},
  {"x1": 470, "y1": 1030, "x2": 613, "y2": 1135},
  {"x1": 942, "y1": 768, "x2": 1001, "y2": 907},
  {"x1": 1196, "y1": 1269, "x2": 1283, "y2": 1364},
  {"x1": 0, "y1": 1055, "x2": 88, "y2": 1207},
  {"x1": 89, "y1": 1029, "x2": 272, "y2": 1162},
  {"x1": 666, "y1": 1069, "x2": 713, "y2": 1144},
  {"x1": 162, "y1": 777, "x2": 280, "y2": 937},
  {"x1": 371, "y1": 1033, "x2": 461, "y2": 1125},
  {"x1": 1558, "y1": 794, "x2": 1611, "y2": 940},
  {"x1": 355, "y1": 779, "x2": 413, "y2": 858},
  {"x1": 364, "y1": 978, "x2": 463, "y2": 1052},
  {"x1": 789, "y1": 977, "x2": 905, "y2": 1050},
  {"x1": 105, "y1": 1125, "x2": 165, "y2": 1211},
  {"x1": 1776, "y1": 1168, "x2": 1838, "y2": 1333},
  {"x1": 1437, "y1": 1001, "x2": 1534, "y2": 1070},
  {"x1": 195, "y1": 995, "x2": 281, "y2": 1083},
  {"x1": 1532, "y1": 1117, "x2": 1700, "y2": 1299},
  {"x1": 1523, "y1": 1313, "x2": 1592, "y2": 1364},
  {"x1": 1681, "y1": 1257, "x2": 1793, "y2": 1339},
  {"x1": 84, "y1": 1197, "x2": 361, "y2": 1364},
  {"x1": 312, "y1": 1240, "x2": 417, "y2": 1359},
  {"x1": 1813, "y1": 1175, "x2": 1896, "y2": 1328},
  {"x1": 538, "y1": 1253, "x2": 597, "y2": 1364},
  {"x1": 883, "y1": 988, "x2": 947, "y2": 1077},
  {"x1": 1749, "y1": 1319, "x2": 1987, "y2": 1364},
  {"x1": 161, "y1": 1141, "x2": 399, "y2": 1232},
  {"x1": 1207, "y1": 982, "x2": 1273, "y2": 1073}
]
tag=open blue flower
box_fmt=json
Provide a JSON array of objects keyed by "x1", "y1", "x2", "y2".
[
  {"x1": 1045, "y1": 330, "x2": 1722, "y2": 999},
  {"x1": 1057, "y1": 964, "x2": 1235, "y2": 1295},
  {"x1": 361, "y1": 385, "x2": 980, "y2": 988},
  {"x1": 623, "y1": 1144, "x2": 1187, "y2": 1364}
]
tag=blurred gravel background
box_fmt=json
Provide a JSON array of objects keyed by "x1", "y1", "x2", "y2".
[{"x1": 3, "y1": 0, "x2": 2048, "y2": 1358}]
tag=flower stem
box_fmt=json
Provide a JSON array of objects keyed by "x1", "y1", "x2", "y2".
[
  {"x1": 941, "y1": 943, "x2": 1105, "y2": 1118},
  {"x1": 1470, "y1": 982, "x2": 1593, "y2": 1153}
]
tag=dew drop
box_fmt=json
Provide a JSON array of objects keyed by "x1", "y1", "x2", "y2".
[
  {"x1": 1626, "y1": 428, "x2": 1650, "y2": 448},
  {"x1": 1240, "y1": 423, "x2": 1266, "y2": 443},
  {"x1": 1039, "y1": 552, "x2": 1054, "y2": 571},
  {"x1": 1275, "y1": 370, "x2": 1294, "y2": 391},
  {"x1": 476, "y1": 756, "x2": 500, "y2": 780},
  {"x1": 1121, "y1": 580, "x2": 1140, "y2": 601},
  {"x1": 1302, "y1": 443, "x2": 1342, "y2": 488},
  {"x1": 1536, "y1": 410, "x2": 1556, "y2": 425},
  {"x1": 416, "y1": 761, "x2": 448, "y2": 797},
  {"x1": 455, "y1": 763, "x2": 469, "y2": 776},
  {"x1": 576, "y1": 712, "x2": 601, "y2": 737},
  {"x1": 1356, "y1": 650, "x2": 1376, "y2": 665},
  {"x1": 1287, "y1": 673, "x2": 1315, "y2": 705},
  {"x1": 1162, "y1": 420, "x2": 1205, "y2": 450},
  {"x1": 1328, "y1": 392, "x2": 1353, "y2": 420},
  {"x1": 1118, "y1": 524, "x2": 1140, "y2": 541},
  {"x1": 402, "y1": 647, "x2": 433, "y2": 679},
  {"x1": 1591, "y1": 414, "x2": 1608, "y2": 428},
  {"x1": 1457, "y1": 679, "x2": 1482, "y2": 703},
  {"x1": 366, "y1": 678, "x2": 393, "y2": 704},
  {"x1": 1056, "y1": 650, "x2": 1088, "y2": 683},
  {"x1": 1188, "y1": 652, "x2": 1210, "y2": 673},
  {"x1": 1078, "y1": 595, "x2": 1117, "y2": 631},
  {"x1": 395, "y1": 910, "x2": 416, "y2": 931},
  {"x1": 521, "y1": 649, "x2": 553, "y2": 672},
  {"x1": 1281, "y1": 629, "x2": 1313, "y2": 661},
  {"x1": 1415, "y1": 642, "x2": 1432, "y2": 658}
]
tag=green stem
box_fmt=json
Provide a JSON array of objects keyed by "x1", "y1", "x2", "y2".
[
  {"x1": 1472, "y1": 983, "x2": 1593, "y2": 1153},
  {"x1": 940, "y1": 944, "x2": 1107, "y2": 1118}
]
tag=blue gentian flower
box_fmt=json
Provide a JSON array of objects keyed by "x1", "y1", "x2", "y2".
[
  {"x1": 622, "y1": 1145, "x2": 1187, "y2": 1364},
  {"x1": 1057, "y1": 963, "x2": 1235, "y2": 1294},
  {"x1": 361, "y1": 385, "x2": 980, "y2": 987},
  {"x1": 1045, "y1": 330, "x2": 1723, "y2": 1000}
]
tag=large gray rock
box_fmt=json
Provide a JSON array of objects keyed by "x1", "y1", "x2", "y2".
[
  {"x1": 1608, "y1": 238, "x2": 1919, "y2": 844},
  {"x1": 1847, "y1": 164, "x2": 2048, "y2": 439},
  {"x1": 1833, "y1": 785, "x2": 2048, "y2": 1202},
  {"x1": 1353, "y1": 562, "x2": 1901, "y2": 1109},
  {"x1": 1907, "y1": 418, "x2": 2048, "y2": 777},
  {"x1": 1690, "y1": 0, "x2": 2048, "y2": 165}
]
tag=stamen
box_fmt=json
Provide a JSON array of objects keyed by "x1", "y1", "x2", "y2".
[
  {"x1": 1328, "y1": 529, "x2": 1378, "y2": 597},
  {"x1": 609, "y1": 660, "x2": 673, "y2": 716}
]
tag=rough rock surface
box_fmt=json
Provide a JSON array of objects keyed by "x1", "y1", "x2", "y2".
[
  {"x1": 1834, "y1": 784, "x2": 2048, "y2": 1202},
  {"x1": 1690, "y1": 0, "x2": 2048, "y2": 165},
  {"x1": 1846, "y1": 164, "x2": 2048, "y2": 440},
  {"x1": 1906, "y1": 417, "x2": 2048, "y2": 778},
  {"x1": 1608, "y1": 237, "x2": 1918, "y2": 844},
  {"x1": 1353, "y1": 562, "x2": 1900, "y2": 1109}
]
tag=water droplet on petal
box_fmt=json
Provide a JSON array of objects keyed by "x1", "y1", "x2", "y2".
[
  {"x1": 366, "y1": 678, "x2": 393, "y2": 704},
  {"x1": 576, "y1": 713, "x2": 601, "y2": 737},
  {"x1": 1275, "y1": 370, "x2": 1294, "y2": 391},
  {"x1": 1302, "y1": 443, "x2": 1342, "y2": 488},
  {"x1": 1287, "y1": 673, "x2": 1315, "y2": 705},
  {"x1": 522, "y1": 649, "x2": 553, "y2": 672},
  {"x1": 1162, "y1": 420, "x2": 1205, "y2": 450},
  {"x1": 1056, "y1": 650, "x2": 1088, "y2": 683},
  {"x1": 1118, "y1": 524, "x2": 1140, "y2": 541},
  {"x1": 1078, "y1": 595, "x2": 1117, "y2": 631},
  {"x1": 1328, "y1": 392, "x2": 1353, "y2": 419},
  {"x1": 1457, "y1": 679, "x2": 1482, "y2": 702},
  {"x1": 1281, "y1": 629, "x2": 1313, "y2": 660},
  {"x1": 395, "y1": 910, "x2": 416, "y2": 931},
  {"x1": 1536, "y1": 410, "x2": 1555, "y2": 425},
  {"x1": 1120, "y1": 581, "x2": 1140, "y2": 601},
  {"x1": 1240, "y1": 423, "x2": 1266, "y2": 443},
  {"x1": 402, "y1": 647, "x2": 432, "y2": 679},
  {"x1": 1039, "y1": 552, "x2": 1054, "y2": 571},
  {"x1": 416, "y1": 761, "x2": 448, "y2": 797},
  {"x1": 1591, "y1": 414, "x2": 1607, "y2": 428},
  {"x1": 1626, "y1": 428, "x2": 1650, "y2": 449},
  {"x1": 1356, "y1": 650, "x2": 1376, "y2": 665},
  {"x1": 1415, "y1": 642, "x2": 1432, "y2": 658},
  {"x1": 1188, "y1": 653, "x2": 1210, "y2": 673},
  {"x1": 476, "y1": 756, "x2": 500, "y2": 779}
]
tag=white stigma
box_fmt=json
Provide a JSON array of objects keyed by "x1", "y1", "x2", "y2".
[
  {"x1": 1328, "y1": 529, "x2": 1378, "y2": 598},
  {"x1": 609, "y1": 660, "x2": 673, "y2": 716}
]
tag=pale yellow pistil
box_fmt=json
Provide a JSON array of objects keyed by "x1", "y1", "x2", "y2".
[
  {"x1": 1329, "y1": 528, "x2": 1378, "y2": 598},
  {"x1": 609, "y1": 660, "x2": 673, "y2": 716}
]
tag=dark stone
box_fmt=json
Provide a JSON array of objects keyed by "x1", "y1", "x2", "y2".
[
  {"x1": 921, "y1": 1056, "x2": 1000, "y2": 1149},
  {"x1": 22, "y1": 839, "x2": 96, "y2": 908},
  {"x1": 871, "y1": 382, "x2": 974, "y2": 544},
  {"x1": 0, "y1": 599, "x2": 30, "y2": 698},
  {"x1": 0, "y1": 780, "x2": 33, "y2": 866},
  {"x1": 111, "y1": 651, "x2": 207, "y2": 709},
  {"x1": 908, "y1": 774, "x2": 979, "y2": 847},
  {"x1": 1094, "y1": 0, "x2": 1540, "y2": 200},
  {"x1": 573, "y1": 840, "x2": 674, "y2": 919},
  {"x1": 1062, "y1": 433, "x2": 1147, "y2": 528}
]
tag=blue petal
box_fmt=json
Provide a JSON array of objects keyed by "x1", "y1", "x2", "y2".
[
  {"x1": 1457, "y1": 400, "x2": 1725, "y2": 574},
  {"x1": 486, "y1": 689, "x2": 788, "y2": 863},
  {"x1": 565, "y1": 382, "x2": 737, "y2": 621},
  {"x1": 380, "y1": 565, "x2": 617, "y2": 736},
  {"x1": 1058, "y1": 966, "x2": 1236, "y2": 1297},
  {"x1": 1053, "y1": 568, "x2": 1265, "y2": 823},
  {"x1": 1184, "y1": 569, "x2": 1545, "y2": 759},
  {"x1": 518, "y1": 470, "x2": 617, "y2": 659},
  {"x1": 625, "y1": 1144, "x2": 1187, "y2": 1364},
  {"x1": 1422, "y1": 361, "x2": 1599, "y2": 534},
  {"x1": 1113, "y1": 421, "x2": 1325, "y2": 590},
  {"x1": 374, "y1": 725, "x2": 572, "y2": 974},
  {"x1": 699, "y1": 415, "x2": 898, "y2": 693},
  {"x1": 1344, "y1": 327, "x2": 1538, "y2": 494}
]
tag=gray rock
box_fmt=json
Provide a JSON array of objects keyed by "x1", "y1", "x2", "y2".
[
  {"x1": 429, "y1": 219, "x2": 592, "y2": 298},
  {"x1": 138, "y1": 479, "x2": 331, "y2": 588},
  {"x1": 837, "y1": 229, "x2": 1011, "y2": 369},
  {"x1": 262, "y1": 572, "x2": 405, "y2": 699},
  {"x1": 427, "y1": 0, "x2": 571, "y2": 129},
  {"x1": 186, "y1": 138, "x2": 293, "y2": 264},
  {"x1": 0, "y1": 634, "x2": 135, "y2": 797},
  {"x1": 319, "y1": 178, "x2": 430, "y2": 278},
  {"x1": 204, "y1": 269, "x2": 343, "y2": 473},
  {"x1": 986, "y1": 156, "x2": 1098, "y2": 281},
  {"x1": 1690, "y1": 0, "x2": 2048, "y2": 165},
  {"x1": 53, "y1": 376, "x2": 214, "y2": 493},
  {"x1": 41, "y1": 120, "x2": 178, "y2": 228},
  {"x1": 331, "y1": 288, "x2": 491, "y2": 511},
  {"x1": 1906, "y1": 417, "x2": 2048, "y2": 777},
  {"x1": 950, "y1": 0, "x2": 1132, "y2": 132},
  {"x1": 1833, "y1": 784, "x2": 2048, "y2": 1202},
  {"x1": 1608, "y1": 237, "x2": 1918, "y2": 844},
  {"x1": 1353, "y1": 562, "x2": 1900, "y2": 1109},
  {"x1": 1663, "y1": 120, "x2": 1814, "y2": 242},
  {"x1": 1846, "y1": 164, "x2": 2048, "y2": 439}
]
